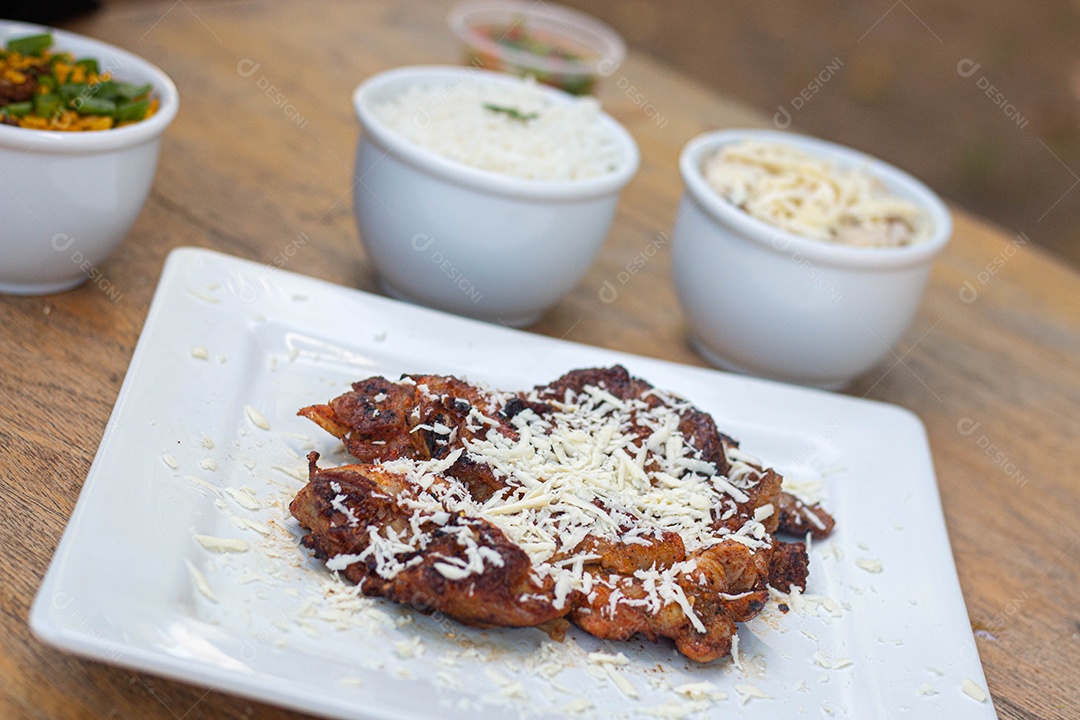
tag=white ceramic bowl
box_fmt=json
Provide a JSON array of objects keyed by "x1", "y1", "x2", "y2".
[
  {"x1": 672, "y1": 129, "x2": 952, "y2": 390},
  {"x1": 0, "y1": 21, "x2": 178, "y2": 295},
  {"x1": 352, "y1": 65, "x2": 639, "y2": 327}
]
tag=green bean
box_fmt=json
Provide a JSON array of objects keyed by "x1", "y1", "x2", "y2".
[
  {"x1": 114, "y1": 99, "x2": 148, "y2": 122},
  {"x1": 4, "y1": 101, "x2": 33, "y2": 117},
  {"x1": 113, "y1": 82, "x2": 152, "y2": 100},
  {"x1": 6, "y1": 34, "x2": 52, "y2": 56},
  {"x1": 59, "y1": 83, "x2": 86, "y2": 102},
  {"x1": 75, "y1": 58, "x2": 99, "y2": 75},
  {"x1": 34, "y1": 93, "x2": 60, "y2": 118},
  {"x1": 87, "y1": 80, "x2": 117, "y2": 98},
  {"x1": 73, "y1": 97, "x2": 116, "y2": 115}
]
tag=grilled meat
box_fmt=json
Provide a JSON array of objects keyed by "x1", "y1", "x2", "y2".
[{"x1": 291, "y1": 366, "x2": 835, "y2": 662}]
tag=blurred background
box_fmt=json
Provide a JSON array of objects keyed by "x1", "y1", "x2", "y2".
[
  {"x1": 560, "y1": 0, "x2": 1079, "y2": 268},
  {"x1": 13, "y1": 0, "x2": 1079, "y2": 268}
]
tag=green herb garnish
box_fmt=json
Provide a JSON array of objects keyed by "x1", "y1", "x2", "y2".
[{"x1": 483, "y1": 103, "x2": 539, "y2": 122}]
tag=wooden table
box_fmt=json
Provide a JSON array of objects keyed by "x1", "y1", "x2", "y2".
[{"x1": 2, "y1": 1, "x2": 1077, "y2": 718}]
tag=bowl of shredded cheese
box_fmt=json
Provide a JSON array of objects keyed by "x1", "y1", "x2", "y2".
[{"x1": 672, "y1": 129, "x2": 951, "y2": 390}]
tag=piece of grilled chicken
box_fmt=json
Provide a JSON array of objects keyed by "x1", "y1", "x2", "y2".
[
  {"x1": 290, "y1": 366, "x2": 834, "y2": 662},
  {"x1": 290, "y1": 455, "x2": 564, "y2": 627},
  {"x1": 298, "y1": 367, "x2": 832, "y2": 536}
]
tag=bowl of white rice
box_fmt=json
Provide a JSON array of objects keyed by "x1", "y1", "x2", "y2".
[
  {"x1": 671, "y1": 129, "x2": 951, "y2": 390},
  {"x1": 352, "y1": 65, "x2": 638, "y2": 326}
]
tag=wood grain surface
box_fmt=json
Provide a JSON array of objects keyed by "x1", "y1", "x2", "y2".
[{"x1": 0, "y1": 2, "x2": 1077, "y2": 719}]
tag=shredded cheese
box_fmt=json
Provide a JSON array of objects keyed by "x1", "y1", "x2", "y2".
[
  {"x1": 194, "y1": 534, "x2": 250, "y2": 553},
  {"x1": 703, "y1": 139, "x2": 928, "y2": 248},
  {"x1": 184, "y1": 559, "x2": 217, "y2": 601},
  {"x1": 245, "y1": 404, "x2": 271, "y2": 430},
  {"x1": 961, "y1": 679, "x2": 987, "y2": 703},
  {"x1": 339, "y1": 378, "x2": 780, "y2": 633},
  {"x1": 855, "y1": 557, "x2": 883, "y2": 573},
  {"x1": 735, "y1": 683, "x2": 770, "y2": 704}
]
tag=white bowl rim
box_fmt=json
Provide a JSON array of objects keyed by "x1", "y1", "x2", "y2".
[
  {"x1": 679, "y1": 128, "x2": 952, "y2": 270},
  {"x1": 446, "y1": 0, "x2": 626, "y2": 76},
  {"x1": 352, "y1": 64, "x2": 639, "y2": 201},
  {"x1": 0, "y1": 20, "x2": 179, "y2": 153}
]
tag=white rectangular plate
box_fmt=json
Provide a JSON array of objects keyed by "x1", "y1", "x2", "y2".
[{"x1": 32, "y1": 248, "x2": 997, "y2": 720}]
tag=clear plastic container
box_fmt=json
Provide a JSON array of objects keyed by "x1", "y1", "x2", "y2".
[{"x1": 448, "y1": 1, "x2": 626, "y2": 96}]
